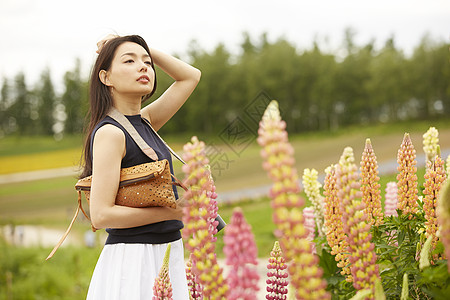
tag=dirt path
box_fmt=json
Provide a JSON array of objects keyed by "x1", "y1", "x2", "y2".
[
  {"x1": 0, "y1": 166, "x2": 78, "y2": 185},
  {"x1": 1, "y1": 224, "x2": 80, "y2": 247}
]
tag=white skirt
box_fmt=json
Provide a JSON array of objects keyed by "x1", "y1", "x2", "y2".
[{"x1": 86, "y1": 239, "x2": 189, "y2": 300}]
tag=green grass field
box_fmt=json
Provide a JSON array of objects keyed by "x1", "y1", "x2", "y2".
[
  {"x1": 0, "y1": 121, "x2": 446, "y2": 299},
  {"x1": 0, "y1": 120, "x2": 443, "y2": 257}
]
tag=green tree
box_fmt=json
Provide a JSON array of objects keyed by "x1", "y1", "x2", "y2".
[
  {"x1": 334, "y1": 40, "x2": 373, "y2": 126},
  {"x1": 9, "y1": 72, "x2": 32, "y2": 135},
  {"x1": 62, "y1": 59, "x2": 86, "y2": 135},
  {"x1": 0, "y1": 78, "x2": 11, "y2": 136},
  {"x1": 305, "y1": 44, "x2": 339, "y2": 131},
  {"x1": 36, "y1": 68, "x2": 56, "y2": 135},
  {"x1": 409, "y1": 36, "x2": 450, "y2": 118},
  {"x1": 183, "y1": 43, "x2": 232, "y2": 134}
]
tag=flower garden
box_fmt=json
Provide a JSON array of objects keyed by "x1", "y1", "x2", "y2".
[{"x1": 152, "y1": 100, "x2": 450, "y2": 299}]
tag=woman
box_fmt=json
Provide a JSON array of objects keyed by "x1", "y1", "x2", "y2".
[{"x1": 82, "y1": 34, "x2": 200, "y2": 299}]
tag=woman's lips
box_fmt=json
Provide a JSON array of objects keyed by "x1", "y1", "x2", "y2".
[{"x1": 137, "y1": 75, "x2": 150, "y2": 83}]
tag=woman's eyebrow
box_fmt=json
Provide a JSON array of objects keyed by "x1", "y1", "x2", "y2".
[{"x1": 121, "y1": 52, "x2": 151, "y2": 59}]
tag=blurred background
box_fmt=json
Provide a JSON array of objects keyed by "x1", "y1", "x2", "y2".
[{"x1": 1, "y1": 0, "x2": 449, "y2": 298}]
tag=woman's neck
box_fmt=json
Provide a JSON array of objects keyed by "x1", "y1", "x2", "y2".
[{"x1": 112, "y1": 94, "x2": 142, "y2": 115}]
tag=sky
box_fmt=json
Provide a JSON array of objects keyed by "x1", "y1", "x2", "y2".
[{"x1": 0, "y1": 0, "x2": 449, "y2": 91}]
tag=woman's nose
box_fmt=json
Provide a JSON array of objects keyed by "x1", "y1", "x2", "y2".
[{"x1": 139, "y1": 62, "x2": 148, "y2": 72}]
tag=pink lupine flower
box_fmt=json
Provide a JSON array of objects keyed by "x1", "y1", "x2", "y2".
[
  {"x1": 182, "y1": 136, "x2": 228, "y2": 298},
  {"x1": 323, "y1": 165, "x2": 348, "y2": 275},
  {"x1": 152, "y1": 244, "x2": 173, "y2": 300},
  {"x1": 436, "y1": 178, "x2": 450, "y2": 271},
  {"x1": 186, "y1": 254, "x2": 203, "y2": 299},
  {"x1": 303, "y1": 206, "x2": 316, "y2": 253},
  {"x1": 397, "y1": 133, "x2": 419, "y2": 219},
  {"x1": 257, "y1": 100, "x2": 330, "y2": 300},
  {"x1": 384, "y1": 182, "x2": 399, "y2": 247},
  {"x1": 224, "y1": 207, "x2": 259, "y2": 300},
  {"x1": 302, "y1": 168, "x2": 326, "y2": 236},
  {"x1": 384, "y1": 182, "x2": 398, "y2": 217},
  {"x1": 336, "y1": 147, "x2": 380, "y2": 294},
  {"x1": 423, "y1": 153, "x2": 447, "y2": 261},
  {"x1": 360, "y1": 139, "x2": 383, "y2": 226},
  {"x1": 266, "y1": 241, "x2": 289, "y2": 300}
]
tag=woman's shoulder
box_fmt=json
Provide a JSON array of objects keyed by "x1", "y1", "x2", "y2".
[
  {"x1": 93, "y1": 116, "x2": 125, "y2": 138},
  {"x1": 94, "y1": 123, "x2": 125, "y2": 143}
]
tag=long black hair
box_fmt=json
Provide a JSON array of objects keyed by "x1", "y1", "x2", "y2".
[{"x1": 80, "y1": 35, "x2": 157, "y2": 178}]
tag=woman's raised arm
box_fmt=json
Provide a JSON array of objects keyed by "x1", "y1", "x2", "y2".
[{"x1": 141, "y1": 48, "x2": 201, "y2": 131}]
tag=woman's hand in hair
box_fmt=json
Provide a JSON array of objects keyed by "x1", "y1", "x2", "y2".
[{"x1": 96, "y1": 34, "x2": 119, "y2": 54}]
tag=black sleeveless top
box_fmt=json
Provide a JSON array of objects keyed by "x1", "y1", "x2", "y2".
[{"x1": 90, "y1": 114, "x2": 184, "y2": 245}]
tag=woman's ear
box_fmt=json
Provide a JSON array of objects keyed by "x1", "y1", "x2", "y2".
[{"x1": 99, "y1": 70, "x2": 112, "y2": 86}]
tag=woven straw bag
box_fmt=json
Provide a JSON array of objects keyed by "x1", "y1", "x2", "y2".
[{"x1": 75, "y1": 159, "x2": 180, "y2": 209}]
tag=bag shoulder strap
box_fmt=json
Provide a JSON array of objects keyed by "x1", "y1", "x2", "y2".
[
  {"x1": 108, "y1": 108, "x2": 188, "y2": 191},
  {"x1": 108, "y1": 108, "x2": 159, "y2": 161},
  {"x1": 108, "y1": 108, "x2": 185, "y2": 165},
  {"x1": 141, "y1": 117, "x2": 186, "y2": 165},
  {"x1": 46, "y1": 191, "x2": 93, "y2": 260}
]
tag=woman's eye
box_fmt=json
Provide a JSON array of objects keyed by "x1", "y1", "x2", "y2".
[
  {"x1": 125, "y1": 60, "x2": 134, "y2": 63},
  {"x1": 145, "y1": 61, "x2": 152, "y2": 65}
]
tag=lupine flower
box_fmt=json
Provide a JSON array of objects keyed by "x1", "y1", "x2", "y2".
[
  {"x1": 332, "y1": 148, "x2": 356, "y2": 281},
  {"x1": 302, "y1": 168, "x2": 326, "y2": 236},
  {"x1": 374, "y1": 278, "x2": 386, "y2": 300},
  {"x1": 152, "y1": 244, "x2": 173, "y2": 300},
  {"x1": 349, "y1": 290, "x2": 372, "y2": 300},
  {"x1": 384, "y1": 182, "x2": 398, "y2": 247},
  {"x1": 257, "y1": 100, "x2": 330, "y2": 300},
  {"x1": 323, "y1": 164, "x2": 348, "y2": 277},
  {"x1": 224, "y1": 207, "x2": 259, "y2": 300},
  {"x1": 303, "y1": 206, "x2": 316, "y2": 239},
  {"x1": 266, "y1": 241, "x2": 289, "y2": 300},
  {"x1": 419, "y1": 235, "x2": 433, "y2": 270},
  {"x1": 436, "y1": 177, "x2": 450, "y2": 271},
  {"x1": 360, "y1": 139, "x2": 383, "y2": 226},
  {"x1": 384, "y1": 182, "x2": 398, "y2": 217},
  {"x1": 423, "y1": 152, "x2": 446, "y2": 261},
  {"x1": 336, "y1": 147, "x2": 380, "y2": 293},
  {"x1": 397, "y1": 133, "x2": 419, "y2": 219},
  {"x1": 186, "y1": 254, "x2": 203, "y2": 299},
  {"x1": 400, "y1": 273, "x2": 409, "y2": 300},
  {"x1": 446, "y1": 154, "x2": 450, "y2": 178},
  {"x1": 423, "y1": 127, "x2": 439, "y2": 165},
  {"x1": 205, "y1": 165, "x2": 220, "y2": 241},
  {"x1": 182, "y1": 136, "x2": 228, "y2": 299}
]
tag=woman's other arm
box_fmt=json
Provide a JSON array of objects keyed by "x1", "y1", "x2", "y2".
[{"x1": 89, "y1": 124, "x2": 183, "y2": 229}]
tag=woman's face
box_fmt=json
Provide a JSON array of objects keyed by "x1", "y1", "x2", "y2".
[{"x1": 102, "y1": 42, "x2": 155, "y2": 98}]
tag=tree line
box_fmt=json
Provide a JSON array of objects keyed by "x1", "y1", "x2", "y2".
[{"x1": 1, "y1": 30, "x2": 449, "y2": 139}]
